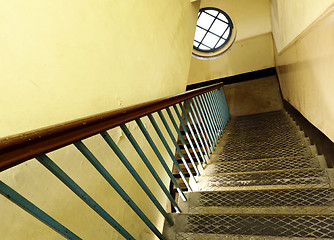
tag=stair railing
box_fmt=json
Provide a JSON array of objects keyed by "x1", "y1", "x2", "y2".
[{"x1": 0, "y1": 83, "x2": 230, "y2": 240}]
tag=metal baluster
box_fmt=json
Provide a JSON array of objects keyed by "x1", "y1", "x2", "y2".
[
  {"x1": 220, "y1": 87, "x2": 231, "y2": 121},
  {"x1": 179, "y1": 102, "x2": 209, "y2": 163},
  {"x1": 214, "y1": 89, "x2": 228, "y2": 129},
  {"x1": 208, "y1": 90, "x2": 224, "y2": 134},
  {"x1": 120, "y1": 124, "x2": 181, "y2": 213},
  {"x1": 206, "y1": 91, "x2": 222, "y2": 137},
  {"x1": 172, "y1": 105, "x2": 204, "y2": 169},
  {"x1": 74, "y1": 141, "x2": 165, "y2": 239},
  {"x1": 100, "y1": 131, "x2": 174, "y2": 226},
  {"x1": 163, "y1": 108, "x2": 201, "y2": 175},
  {"x1": 186, "y1": 100, "x2": 211, "y2": 156},
  {"x1": 148, "y1": 114, "x2": 192, "y2": 192},
  {"x1": 0, "y1": 181, "x2": 82, "y2": 240},
  {"x1": 196, "y1": 95, "x2": 218, "y2": 145},
  {"x1": 36, "y1": 155, "x2": 135, "y2": 240},
  {"x1": 190, "y1": 98, "x2": 215, "y2": 153},
  {"x1": 148, "y1": 114, "x2": 195, "y2": 191},
  {"x1": 202, "y1": 92, "x2": 220, "y2": 139},
  {"x1": 135, "y1": 118, "x2": 187, "y2": 201}
]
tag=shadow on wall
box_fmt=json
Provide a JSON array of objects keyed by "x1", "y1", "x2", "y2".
[{"x1": 223, "y1": 75, "x2": 283, "y2": 116}]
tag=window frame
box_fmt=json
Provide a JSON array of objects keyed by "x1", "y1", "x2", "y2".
[{"x1": 192, "y1": 7, "x2": 236, "y2": 59}]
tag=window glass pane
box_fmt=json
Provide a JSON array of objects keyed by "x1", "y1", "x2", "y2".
[
  {"x1": 197, "y1": 12, "x2": 214, "y2": 30},
  {"x1": 194, "y1": 27, "x2": 206, "y2": 42},
  {"x1": 218, "y1": 13, "x2": 228, "y2": 22},
  {"x1": 210, "y1": 20, "x2": 228, "y2": 36},
  {"x1": 216, "y1": 38, "x2": 227, "y2": 48},
  {"x1": 204, "y1": 10, "x2": 219, "y2": 17},
  {"x1": 223, "y1": 27, "x2": 230, "y2": 39},
  {"x1": 193, "y1": 41, "x2": 199, "y2": 48},
  {"x1": 198, "y1": 44, "x2": 210, "y2": 51},
  {"x1": 202, "y1": 32, "x2": 220, "y2": 48}
]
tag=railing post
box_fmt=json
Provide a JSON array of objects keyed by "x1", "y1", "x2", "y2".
[
  {"x1": 120, "y1": 124, "x2": 181, "y2": 213},
  {"x1": 179, "y1": 102, "x2": 209, "y2": 163},
  {"x1": 156, "y1": 111, "x2": 197, "y2": 184},
  {"x1": 190, "y1": 98, "x2": 215, "y2": 153},
  {"x1": 74, "y1": 141, "x2": 165, "y2": 239},
  {"x1": 202, "y1": 92, "x2": 220, "y2": 139},
  {"x1": 172, "y1": 105, "x2": 205, "y2": 169},
  {"x1": 147, "y1": 114, "x2": 192, "y2": 192},
  {"x1": 214, "y1": 89, "x2": 228, "y2": 129},
  {"x1": 164, "y1": 108, "x2": 202, "y2": 175},
  {"x1": 36, "y1": 154, "x2": 135, "y2": 240},
  {"x1": 135, "y1": 118, "x2": 187, "y2": 202},
  {"x1": 196, "y1": 95, "x2": 218, "y2": 145},
  {"x1": 0, "y1": 181, "x2": 82, "y2": 240},
  {"x1": 209, "y1": 90, "x2": 225, "y2": 133},
  {"x1": 220, "y1": 87, "x2": 231, "y2": 121},
  {"x1": 100, "y1": 131, "x2": 174, "y2": 226},
  {"x1": 206, "y1": 91, "x2": 223, "y2": 136}
]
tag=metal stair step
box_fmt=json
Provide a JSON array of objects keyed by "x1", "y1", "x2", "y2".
[
  {"x1": 179, "y1": 188, "x2": 334, "y2": 215},
  {"x1": 163, "y1": 213, "x2": 334, "y2": 239},
  {"x1": 218, "y1": 137, "x2": 310, "y2": 153},
  {"x1": 224, "y1": 125, "x2": 300, "y2": 138},
  {"x1": 215, "y1": 145, "x2": 316, "y2": 161},
  {"x1": 233, "y1": 110, "x2": 287, "y2": 120},
  {"x1": 197, "y1": 169, "x2": 329, "y2": 191},
  {"x1": 230, "y1": 118, "x2": 294, "y2": 129},
  {"x1": 222, "y1": 130, "x2": 304, "y2": 144},
  {"x1": 204, "y1": 156, "x2": 323, "y2": 174}
]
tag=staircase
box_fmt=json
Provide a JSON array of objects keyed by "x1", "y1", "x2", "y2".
[{"x1": 164, "y1": 110, "x2": 334, "y2": 239}]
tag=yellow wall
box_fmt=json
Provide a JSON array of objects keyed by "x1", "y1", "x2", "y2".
[
  {"x1": 0, "y1": 0, "x2": 200, "y2": 239},
  {"x1": 271, "y1": 0, "x2": 334, "y2": 53},
  {"x1": 272, "y1": 2, "x2": 334, "y2": 142},
  {"x1": 187, "y1": 0, "x2": 274, "y2": 85},
  {"x1": 224, "y1": 76, "x2": 283, "y2": 116}
]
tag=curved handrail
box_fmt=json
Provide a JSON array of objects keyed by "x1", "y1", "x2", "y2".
[{"x1": 0, "y1": 83, "x2": 224, "y2": 172}]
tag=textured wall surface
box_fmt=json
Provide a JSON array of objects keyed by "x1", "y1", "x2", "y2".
[
  {"x1": 273, "y1": 2, "x2": 334, "y2": 142},
  {"x1": 0, "y1": 1, "x2": 199, "y2": 239},
  {"x1": 224, "y1": 76, "x2": 283, "y2": 117},
  {"x1": 271, "y1": 0, "x2": 334, "y2": 52}
]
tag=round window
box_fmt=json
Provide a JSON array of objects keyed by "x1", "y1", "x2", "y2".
[{"x1": 193, "y1": 7, "x2": 235, "y2": 59}]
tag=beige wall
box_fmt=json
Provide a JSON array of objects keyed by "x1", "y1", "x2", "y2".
[
  {"x1": 271, "y1": 0, "x2": 334, "y2": 53},
  {"x1": 224, "y1": 76, "x2": 283, "y2": 117},
  {"x1": 187, "y1": 0, "x2": 274, "y2": 85},
  {"x1": 0, "y1": 1, "x2": 199, "y2": 239},
  {"x1": 272, "y1": 2, "x2": 334, "y2": 142}
]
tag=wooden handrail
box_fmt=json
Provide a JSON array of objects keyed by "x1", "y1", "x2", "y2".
[{"x1": 0, "y1": 83, "x2": 224, "y2": 172}]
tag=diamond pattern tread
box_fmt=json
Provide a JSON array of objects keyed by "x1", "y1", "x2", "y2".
[
  {"x1": 181, "y1": 188, "x2": 334, "y2": 215},
  {"x1": 167, "y1": 110, "x2": 334, "y2": 239},
  {"x1": 204, "y1": 156, "x2": 320, "y2": 174},
  {"x1": 222, "y1": 130, "x2": 303, "y2": 144},
  {"x1": 197, "y1": 169, "x2": 329, "y2": 191},
  {"x1": 193, "y1": 188, "x2": 334, "y2": 207},
  {"x1": 173, "y1": 233, "x2": 324, "y2": 240},
  {"x1": 219, "y1": 137, "x2": 309, "y2": 152},
  {"x1": 216, "y1": 146, "x2": 313, "y2": 161},
  {"x1": 167, "y1": 214, "x2": 334, "y2": 239}
]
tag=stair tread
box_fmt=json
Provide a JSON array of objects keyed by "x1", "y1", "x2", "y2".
[
  {"x1": 166, "y1": 110, "x2": 333, "y2": 239},
  {"x1": 164, "y1": 214, "x2": 334, "y2": 239},
  {"x1": 215, "y1": 146, "x2": 314, "y2": 161},
  {"x1": 218, "y1": 137, "x2": 309, "y2": 152},
  {"x1": 189, "y1": 187, "x2": 334, "y2": 205},
  {"x1": 204, "y1": 156, "x2": 320, "y2": 174},
  {"x1": 167, "y1": 232, "x2": 324, "y2": 240},
  {"x1": 197, "y1": 169, "x2": 329, "y2": 190}
]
